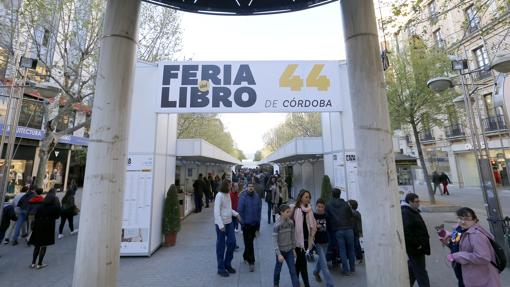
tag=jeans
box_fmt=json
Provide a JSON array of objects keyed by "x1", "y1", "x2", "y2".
[
  {"x1": 274, "y1": 250, "x2": 300, "y2": 287},
  {"x1": 267, "y1": 202, "x2": 273, "y2": 224},
  {"x1": 408, "y1": 254, "x2": 430, "y2": 287},
  {"x1": 295, "y1": 247, "x2": 310, "y2": 287},
  {"x1": 354, "y1": 235, "x2": 363, "y2": 260},
  {"x1": 215, "y1": 223, "x2": 236, "y2": 272},
  {"x1": 194, "y1": 193, "x2": 203, "y2": 212},
  {"x1": 242, "y1": 224, "x2": 257, "y2": 264},
  {"x1": 433, "y1": 183, "x2": 442, "y2": 195},
  {"x1": 314, "y1": 243, "x2": 335, "y2": 287},
  {"x1": 233, "y1": 217, "x2": 239, "y2": 230},
  {"x1": 12, "y1": 209, "x2": 28, "y2": 241},
  {"x1": 334, "y1": 229, "x2": 356, "y2": 273}
]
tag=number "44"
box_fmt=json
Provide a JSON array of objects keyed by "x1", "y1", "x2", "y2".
[{"x1": 279, "y1": 64, "x2": 330, "y2": 92}]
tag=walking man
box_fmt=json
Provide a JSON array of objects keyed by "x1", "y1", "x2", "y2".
[
  {"x1": 193, "y1": 174, "x2": 205, "y2": 213},
  {"x1": 432, "y1": 171, "x2": 442, "y2": 195},
  {"x1": 326, "y1": 188, "x2": 356, "y2": 276},
  {"x1": 401, "y1": 193, "x2": 431, "y2": 287},
  {"x1": 237, "y1": 182, "x2": 262, "y2": 272}
]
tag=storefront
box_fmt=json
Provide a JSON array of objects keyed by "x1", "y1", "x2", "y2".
[{"x1": 1, "y1": 140, "x2": 37, "y2": 194}]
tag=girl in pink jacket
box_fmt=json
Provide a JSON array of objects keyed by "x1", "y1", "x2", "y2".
[{"x1": 447, "y1": 207, "x2": 501, "y2": 287}]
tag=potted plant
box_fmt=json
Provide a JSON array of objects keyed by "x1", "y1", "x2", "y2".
[
  {"x1": 163, "y1": 184, "x2": 181, "y2": 247},
  {"x1": 320, "y1": 175, "x2": 333, "y2": 203}
]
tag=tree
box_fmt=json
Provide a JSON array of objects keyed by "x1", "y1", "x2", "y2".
[
  {"x1": 1, "y1": 0, "x2": 182, "y2": 188},
  {"x1": 385, "y1": 39, "x2": 454, "y2": 204},
  {"x1": 320, "y1": 175, "x2": 332, "y2": 203},
  {"x1": 253, "y1": 150, "x2": 262, "y2": 162},
  {"x1": 162, "y1": 184, "x2": 180, "y2": 246},
  {"x1": 263, "y1": 113, "x2": 321, "y2": 152}
]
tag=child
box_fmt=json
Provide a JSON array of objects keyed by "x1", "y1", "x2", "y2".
[
  {"x1": 348, "y1": 199, "x2": 363, "y2": 263},
  {"x1": 313, "y1": 199, "x2": 335, "y2": 287},
  {"x1": 273, "y1": 204, "x2": 299, "y2": 287}
]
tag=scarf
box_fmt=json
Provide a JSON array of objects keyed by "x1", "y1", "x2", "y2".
[{"x1": 293, "y1": 205, "x2": 317, "y2": 249}]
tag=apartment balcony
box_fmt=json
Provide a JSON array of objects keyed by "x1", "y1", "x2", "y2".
[
  {"x1": 419, "y1": 131, "x2": 435, "y2": 144},
  {"x1": 482, "y1": 115, "x2": 508, "y2": 135},
  {"x1": 445, "y1": 124, "x2": 465, "y2": 140},
  {"x1": 473, "y1": 69, "x2": 492, "y2": 81}
]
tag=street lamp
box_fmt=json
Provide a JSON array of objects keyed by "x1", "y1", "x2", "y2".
[{"x1": 428, "y1": 56, "x2": 510, "y2": 262}]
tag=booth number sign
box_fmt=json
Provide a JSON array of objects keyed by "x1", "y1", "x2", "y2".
[{"x1": 345, "y1": 154, "x2": 356, "y2": 162}]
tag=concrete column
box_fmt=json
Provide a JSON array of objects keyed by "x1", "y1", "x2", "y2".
[
  {"x1": 72, "y1": 0, "x2": 141, "y2": 286},
  {"x1": 340, "y1": 1, "x2": 408, "y2": 286}
]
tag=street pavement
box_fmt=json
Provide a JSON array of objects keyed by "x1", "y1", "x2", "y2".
[{"x1": 0, "y1": 187, "x2": 508, "y2": 287}]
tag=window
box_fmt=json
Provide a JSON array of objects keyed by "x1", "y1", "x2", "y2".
[
  {"x1": 465, "y1": 5, "x2": 480, "y2": 32},
  {"x1": 42, "y1": 28, "x2": 50, "y2": 47},
  {"x1": 483, "y1": 94, "x2": 497, "y2": 117},
  {"x1": 433, "y1": 29, "x2": 444, "y2": 48},
  {"x1": 473, "y1": 46, "x2": 489, "y2": 69},
  {"x1": 428, "y1": 1, "x2": 438, "y2": 22},
  {"x1": 18, "y1": 99, "x2": 45, "y2": 129}
]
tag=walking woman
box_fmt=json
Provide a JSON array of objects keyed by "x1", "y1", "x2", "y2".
[
  {"x1": 28, "y1": 190, "x2": 61, "y2": 269},
  {"x1": 447, "y1": 207, "x2": 502, "y2": 287},
  {"x1": 58, "y1": 188, "x2": 78, "y2": 239},
  {"x1": 214, "y1": 180, "x2": 240, "y2": 277},
  {"x1": 293, "y1": 189, "x2": 317, "y2": 287},
  {"x1": 265, "y1": 176, "x2": 278, "y2": 224}
]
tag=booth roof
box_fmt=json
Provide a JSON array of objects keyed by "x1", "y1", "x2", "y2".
[
  {"x1": 261, "y1": 137, "x2": 323, "y2": 164},
  {"x1": 176, "y1": 139, "x2": 241, "y2": 165},
  {"x1": 144, "y1": 0, "x2": 337, "y2": 15}
]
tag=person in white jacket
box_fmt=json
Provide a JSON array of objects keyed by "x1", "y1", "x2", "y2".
[{"x1": 214, "y1": 179, "x2": 241, "y2": 277}]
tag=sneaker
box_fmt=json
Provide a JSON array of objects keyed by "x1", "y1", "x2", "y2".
[
  {"x1": 12, "y1": 240, "x2": 18, "y2": 246},
  {"x1": 30, "y1": 264, "x2": 36, "y2": 269},
  {"x1": 3, "y1": 239, "x2": 9, "y2": 244},
  {"x1": 71, "y1": 229, "x2": 78, "y2": 235},
  {"x1": 341, "y1": 271, "x2": 352, "y2": 276},
  {"x1": 234, "y1": 228, "x2": 239, "y2": 233},
  {"x1": 36, "y1": 264, "x2": 47, "y2": 270},
  {"x1": 58, "y1": 234, "x2": 64, "y2": 239},
  {"x1": 249, "y1": 264, "x2": 255, "y2": 272},
  {"x1": 313, "y1": 271, "x2": 322, "y2": 282},
  {"x1": 218, "y1": 271, "x2": 229, "y2": 277},
  {"x1": 225, "y1": 266, "x2": 236, "y2": 274}
]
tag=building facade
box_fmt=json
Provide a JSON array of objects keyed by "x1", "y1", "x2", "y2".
[
  {"x1": 0, "y1": 0, "x2": 91, "y2": 192},
  {"x1": 378, "y1": 0, "x2": 510, "y2": 187}
]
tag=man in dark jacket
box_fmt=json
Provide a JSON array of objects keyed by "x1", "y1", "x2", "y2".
[
  {"x1": 237, "y1": 183, "x2": 262, "y2": 272},
  {"x1": 326, "y1": 188, "x2": 356, "y2": 275},
  {"x1": 193, "y1": 174, "x2": 205, "y2": 213},
  {"x1": 432, "y1": 171, "x2": 442, "y2": 195},
  {"x1": 401, "y1": 193, "x2": 430, "y2": 287}
]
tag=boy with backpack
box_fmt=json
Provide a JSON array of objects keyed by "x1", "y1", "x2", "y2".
[{"x1": 273, "y1": 204, "x2": 299, "y2": 287}]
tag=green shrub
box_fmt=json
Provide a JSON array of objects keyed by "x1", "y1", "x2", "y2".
[
  {"x1": 321, "y1": 175, "x2": 332, "y2": 203},
  {"x1": 163, "y1": 184, "x2": 180, "y2": 234}
]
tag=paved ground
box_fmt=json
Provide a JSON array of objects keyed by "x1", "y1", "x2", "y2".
[{"x1": 0, "y1": 187, "x2": 509, "y2": 286}]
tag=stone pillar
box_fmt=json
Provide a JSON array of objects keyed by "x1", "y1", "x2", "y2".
[
  {"x1": 340, "y1": 0, "x2": 409, "y2": 285},
  {"x1": 72, "y1": 0, "x2": 141, "y2": 286}
]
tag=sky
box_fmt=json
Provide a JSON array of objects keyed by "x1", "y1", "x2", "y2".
[{"x1": 179, "y1": 2, "x2": 346, "y2": 159}]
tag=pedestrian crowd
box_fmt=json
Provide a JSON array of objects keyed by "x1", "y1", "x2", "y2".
[
  {"x1": 0, "y1": 180, "x2": 79, "y2": 269},
  {"x1": 206, "y1": 168, "x2": 364, "y2": 287}
]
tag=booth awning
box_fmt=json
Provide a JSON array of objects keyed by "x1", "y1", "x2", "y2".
[
  {"x1": 176, "y1": 139, "x2": 241, "y2": 165},
  {"x1": 261, "y1": 137, "x2": 323, "y2": 164}
]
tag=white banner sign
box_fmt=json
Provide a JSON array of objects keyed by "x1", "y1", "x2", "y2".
[{"x1": 156, "y1": 61, "x2": 344, "y2": 113}]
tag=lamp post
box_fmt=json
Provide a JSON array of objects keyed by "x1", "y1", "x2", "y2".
[{"x1": 428, "y1": 56, "x2": 510, "y2": 261}]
